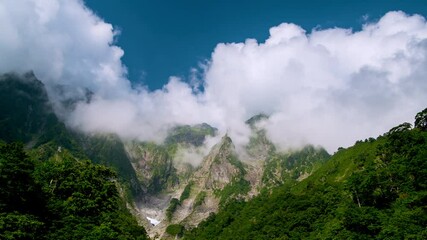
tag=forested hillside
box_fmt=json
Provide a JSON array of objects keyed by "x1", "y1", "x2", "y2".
[
  {"x1": 0, "y1": 142, "x2": 148, "y2": 239},
  {"x1": 0, "y1": 74, "x2": 148, "y2": 239},
  {"x1": 184, "y1": 110, "x2": 427, "y2": 239}
]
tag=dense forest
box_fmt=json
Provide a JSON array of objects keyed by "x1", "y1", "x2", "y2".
[
  {"x1": 0, "y1": 142, "x2": 147, "y2": 239},
  {"x1": 184, "y1": 109, "x2": 427, "y2": 239},
  {"x1": 0, "y1": 73, "x2": 148, "y2": 239}
]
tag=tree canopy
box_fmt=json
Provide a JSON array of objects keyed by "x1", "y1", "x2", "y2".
[{"x1": 0, "y1": 142, "x2": 147, "y2": 240}]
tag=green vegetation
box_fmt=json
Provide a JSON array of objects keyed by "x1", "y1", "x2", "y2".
[
  {"x1": 0, "y1": 142, "x2": 147, "y2": 239},
  {"x1": 216, "y1": 178, "x2": 250, "y2": 206},
  {"x1": 165, "y1": 123, "x2": 217, "y2": 147},
  {"x1": 0, "y1": 74, "x2": 147, "y2": 239},
  {"x1": 128, "y1": 142, "x2": 178, "y2": 194},
  {"x1": 2, "y1": 73, "x2": 427, "y2": 239},
  {"x1": 166, "y1": 224, "x2": 185, "y2": 237},
  {"x1": 415, "y1": 108, "x2": 427, "y2": 130},
  {"x1": 78, "y1": 135, "x2": 144, "y2": 199},
  {"x1": 193, "y1": 191, "x2": 207, "y2": 208},
  {"x1": 166, "y1": 182, "x2": 194, "y2": 221},
  {"x1": 184, "y1": 109, "x2": 427, "y2": 239},
  {"x1": 166, "y1": 198, "x2": 181, "y2": 221},
  {"x1": 245, "y1": 113, "x2": 269, "y2": 128},
  {"x1": 210, "y1": 137, "x2": 251, "y2": 205},
  {"x1": 180, "y1": 181, "x2": 193, "y2": 202},
  {"x1": 245, "y1": 128, "x2": 275, "y2": 158},
  {"x1": 0, "y1": 72, "x2": 54, "y2": 144},
  {"x1": 263, "y1": 145, "x2": 330, "y2": 187},
  {"x1": 0, "y1": 73, "x2": 142, "y2": 199}
]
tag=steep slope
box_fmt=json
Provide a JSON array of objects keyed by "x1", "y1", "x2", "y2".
[
  {"x1": 125, "y1": 141, "x2": 178, "y2": 194},
  {"x1": 0, "y1": 73, "x2": 148, "y2": 238},
  {"x1": 245, "y1": 114, "x2": 275, "y2": 160},
  {"x1": 184, "y1": 112, "x2": 427, "y2": 239},
  {"x1": 164, "y1": 123, "x2": 217, "y2": 147},
  {"x1": 262, "y1": 145, "x2": 330, "y2": 187},
  {"x1": 0, "y1": 142, "x2": 148, "y2": 239},
  {"x1": 194, "y1": 135, "x2": 247, "y2": 193},
  {"x1": 139, "y1": 116, "x2": 333, "y2": 239},
  {"x1": 0, "y1": 72, "x2": 60, "y2": 145},
  {"x1": 0, "y1": 73, "x2": 143, "y2": 198},
  {"x1": 77, "y1": 134, "x2": 144, "y2": 199},
  {"x1": 1, "y1": 73, "x2": 146, "y2": 199},
  {"x1": 0, "y1": 73, "x2": 340, "y2": 239},
  {"x1": 140, "y1": 135, "x2": 250, "y2": 238},
  {"x1": 245, "y1": 113, "x2": 330, "y2": 191}
]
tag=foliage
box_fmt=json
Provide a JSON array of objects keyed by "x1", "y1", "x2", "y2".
[
  {"x1": 415, "y1": 107, "x2": 427, "y2": 131},
  {"x1": 0, "y1": 73, "x2": 142, "y2": 200},
  {"x1": 0, "y1": 212, "x2": 45, "y2": 240},
  {"x1": 216, "y1": 178, "x2": 250, "y2": 206},
  {"x1": 180, "y1": 181, "x2": 193, "y2": 203},
  {"x1": 166, "y1": 224, "x2": 185, "y2": 237},
  {"x1": 78, "y1": 135, "x2": 143, "y2": 199},
  {"x1": 245, "y1": 113, "x2": 269, "y2": 128},
  {"x1": 0, "y1": 72, "x2": 55, "y2": 144},
  {"x1": 166, "y1": 198, "x2": 180, "y2": 221},
  {"x1": 193, "y1": 191, "x2": 207, "y2": 208},
  {"x1": 262, "y1": 145, "x2": 330, "y2": 187},
  {"x1": 164, "y1": 123, "x2": 217, "y2": 147},
  {"x1": 0, "y1": 142, "x2": 45, "y2": 215},
  {"x1": 0, "y1": 143, "x2": 147, "y2": 239},
  {"x1": 127, "y1": 141, "x2": 177, "y2": 194}
]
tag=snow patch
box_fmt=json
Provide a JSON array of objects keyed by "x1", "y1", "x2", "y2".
[{"x1": 146, "y1": 216, "x2": 160, "y2": 226}]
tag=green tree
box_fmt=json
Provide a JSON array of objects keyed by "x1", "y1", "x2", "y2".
[
  {"x1": 166, "y1": 224, "x2": 185, "y2": 237},
  {"x1": 0, "y1": 142, "x2": 45, "y2": 215},
  {"x1": 415, "y1": 107, "x2": 427, "y2": 131}
]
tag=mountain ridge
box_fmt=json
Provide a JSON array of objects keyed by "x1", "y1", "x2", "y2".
[{"x1": 3, "y1": 72, "x2": 422, "y2": 239}]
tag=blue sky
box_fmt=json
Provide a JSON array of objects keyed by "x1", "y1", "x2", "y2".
[
  {"x1": 84, "y1": 0, "x2": 427, "y2": 90},
  {"x1": 1, "y1": 0, "x2": 427, "y2": 151}
]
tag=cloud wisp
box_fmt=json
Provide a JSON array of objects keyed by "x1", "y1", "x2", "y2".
[{"x1": 1, "y1": 0, "x2": 427, "y2": 153}]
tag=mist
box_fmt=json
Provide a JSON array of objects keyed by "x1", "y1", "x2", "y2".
[{"x1": 1, "y1": 0, "x2": 427, "y2": 153}]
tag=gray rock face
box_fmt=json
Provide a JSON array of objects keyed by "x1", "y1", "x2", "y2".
[{"x1": 195, "y1": 136, "x2": 244, "y2": 190}]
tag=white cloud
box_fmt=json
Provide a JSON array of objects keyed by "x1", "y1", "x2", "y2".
[
  {"x1": 0, "y1": 1, "x2": 427, "y2": 153},
  {"x1": 0, "y1": 0, "x2": 129, "y2": 101},
  {"x1": 201, "y1": 11, "x2": 427, "y2": 152}
]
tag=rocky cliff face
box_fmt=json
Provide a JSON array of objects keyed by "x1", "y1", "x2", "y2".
[
  {"x1": 124, "y1": 121, "x2": 331, "y2": 239},
  {"x1": 194, "y1": 135, "x2": 245, "y2": 190},
  {"x1": 131, "y1": 135, "x2": 249, "y2": 238},
  {"x1": 125, "y1": 141, "x2": 177, "y2": 194}
]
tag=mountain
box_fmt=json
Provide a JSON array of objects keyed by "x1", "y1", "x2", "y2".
[
  {"x1": 134, "y1": 135, "x2": 251, "y2": 238},
  {"x1": 2, "y1": 73, "x2": 425, "y2": 239},
  {"x1": 164, "y1": 123, "x2": 217, "y2": 147},
  {"x1": 0, "y1": 72, "x2": 61, "y2": 146},
  {"x1": 76, "y1": 134, "x2": 144, "y2": 199},
  {"x1": 0, "y1": 73, "x2": 148, "y2": 239},
  {"x1": 184, "y1": 118, "x2": 427, "y2": 239},
  {"x1": 0, "y1": 73, "x2": 150, "y2": 238},
  {"x1": 125, "y1": 141, "x2": 178, "y2": 194},
  {"x1": 0, "y1": 73, "x2": 333, "y2": 238},
  {"x1": 262, "y1": 145, "x2": 330, "y2": 187}
]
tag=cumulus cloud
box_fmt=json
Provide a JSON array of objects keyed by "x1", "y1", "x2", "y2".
[
  {"x1": 1, "y1": 0, "x2": 427, "y2": 153},
  {"x1": 203, "y1": 11, "x2": 427, "y2": 151}
]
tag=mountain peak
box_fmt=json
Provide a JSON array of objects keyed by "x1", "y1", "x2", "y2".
[
  {"x1": 193, "y1": 135, "x2": 245, "y2": 190},
  {"x1": 245, "y1": 113, "x2": 269, "y2": 128},
  {"x1": 164, "y1": 123, "x2": 217, "y2": 147}
]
